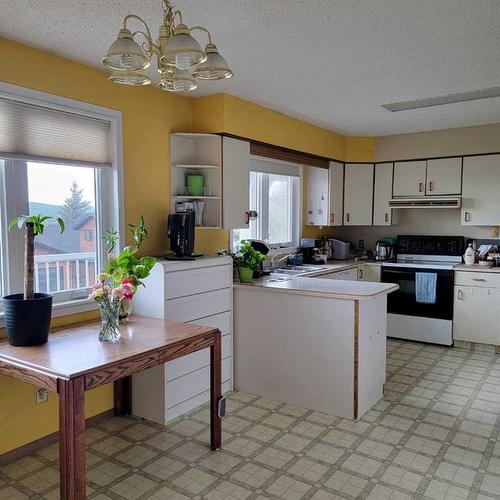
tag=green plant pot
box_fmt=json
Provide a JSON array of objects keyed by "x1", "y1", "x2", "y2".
[
  {"x1": 186, "y1": 175, "x2": 204, "y2": 196},
  {"x1": 237, "y1": 267, "x2": 254, "y2": 283}
]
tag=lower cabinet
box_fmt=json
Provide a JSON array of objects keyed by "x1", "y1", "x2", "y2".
[
  {"x1": 358, "y1": 263, "x2": 381, "y2": 282},
  {"x1": 131, "y1": 256, "x2": 233, "y2": 424},
  {"x1": 454, "y1": 272, "x2": 500, "y2": 345},
  {"x1": 320, "y1": 268, "x2": 358, "y2": 280}
]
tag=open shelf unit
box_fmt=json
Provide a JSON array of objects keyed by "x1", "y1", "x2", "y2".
[{"x1": 170, "y1": 133, "x2": 222, "y2": 228}]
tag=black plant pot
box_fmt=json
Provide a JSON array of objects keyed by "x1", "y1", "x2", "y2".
[{"x1": 3, "y1": 293, "x2": 53, "y2": 347}]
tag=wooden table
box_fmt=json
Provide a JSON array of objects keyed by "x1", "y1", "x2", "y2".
[{"x1": 0, "y1": 315, "x2": 222, "y2": 499}]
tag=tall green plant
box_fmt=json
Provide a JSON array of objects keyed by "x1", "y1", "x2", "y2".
[{"x1": 8, "y1": 215, "x2": 65, "y2": 300}]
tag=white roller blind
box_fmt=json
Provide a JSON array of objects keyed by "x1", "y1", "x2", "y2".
[
  {"x1": 250, "y1": 156, "x2": 301, "y2": 177},
  {"x1": 0, "y1": 97, "x2": 112, "y2": 167}
]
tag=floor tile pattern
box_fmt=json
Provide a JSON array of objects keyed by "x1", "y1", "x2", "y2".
[{"x1": 1, "y1": 339, "x2": 500, "y2": 499}]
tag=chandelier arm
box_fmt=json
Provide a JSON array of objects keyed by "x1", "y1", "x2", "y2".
[
  {"x1": 189, "y1": 26, "x2": 213, "y2": 45},
  {"x1": 172, "y1": 9, "x2": 183, "y2": 26},
  {"x1": 123, "y1": 14, "x2": 154, "y2": 47}
]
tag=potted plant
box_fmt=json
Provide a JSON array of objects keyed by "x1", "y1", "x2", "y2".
[
  {"x1": 4, "y1": 215, "x2": 65, "y2": 346},
  {"x1": 231, "y1": 240, "x2": 265, "y2": 283},
  {"x1": 103, "y1": 215, "x2": 156, "y2": 321}
]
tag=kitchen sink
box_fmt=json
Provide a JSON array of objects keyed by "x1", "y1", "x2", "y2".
[{"x1": 272, "y1": 265, "x2": 327, "y2": 275}]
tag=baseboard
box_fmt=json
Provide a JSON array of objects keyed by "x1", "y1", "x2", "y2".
[{"x1": 0, "y1": 409, "x2": 114, "y2": 465}]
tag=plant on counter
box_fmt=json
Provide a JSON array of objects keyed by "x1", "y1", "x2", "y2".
[
  {"x1": 230, "y1": 240, "x2": 266, "y2": 283},
  {"x1": 4, "y1": 214, "x2": 65, "y2": 347},
  {"x1": 103, "y1": 215, "x2": 156, "y2": 321}
]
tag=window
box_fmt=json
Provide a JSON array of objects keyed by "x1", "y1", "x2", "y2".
[
  {"x1": 234, "y1": 168, "x2": 300, "y2": 249},
  {"x1": 0, "y1": 82, "x2": 122, "y2": 314}
]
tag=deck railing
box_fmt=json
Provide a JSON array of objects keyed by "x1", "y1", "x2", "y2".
[{"x1": 34, "y1": 252, "x2": 96, "y2": 293}]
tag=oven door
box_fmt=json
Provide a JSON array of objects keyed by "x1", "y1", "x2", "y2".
[{"x1": 381, "y1": 267, "x2": 454, "y2": 320}]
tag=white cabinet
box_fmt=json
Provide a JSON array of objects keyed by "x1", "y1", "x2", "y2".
[
  {"x1": 426, "y1": 158, "x2": 462, "y2": 195},
  {"x1": 462, "y1": 154, "x2": 500, "y2": 226},
  {"x1": 454, "y1": 283, "x2": 500, "y2": 345},
  {"x1": 131, "y1": 256, "x2": 233, "y2": 424},
  {"x1": 373, "y1": 162, "x2": 396, "y2": 225},
  {"x1": 358, "y1": 263, "x2": 381, "y2": 282},
  {"x1": 222, "y1": 137, "x2": 251, "y2": 229},
  {"x1": 320, "y1": 268, "x2": 358, "y2": 281},
  {"x1": 328, "y1": 161, "x2": 344, "y2": 226},
  {"x1": 305, "y1": 166, "x2": 329, "y2": 226},
  {"x1": 393, "y1": 161, "x2": 427, "y2": 196},
  {"x1": 343, "y1": 163, "x2": 374, "y2": 226}
]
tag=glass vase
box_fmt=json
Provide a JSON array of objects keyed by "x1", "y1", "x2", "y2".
[{"x1": 99, "y1": 302, "x2": 121, "y2": 342}]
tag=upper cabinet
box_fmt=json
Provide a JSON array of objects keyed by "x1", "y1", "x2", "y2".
[
  {"x1": 393, "y1": 161, "x2": 427, "y2": 196},
  {"x1": 373, "y1": 162, "x2": 397, "y2": 226},
  {"x1": 328, "y1": 161, "x2": 344, "y2": 226},
  {"x1": 305, "y1": 166, "x2": 329, "y2": 226},
  {"x1": 462, "y1": 154, "x2": 500, "y2": 226},
  {"x1": 344, "y1": 163, "x2": 374, "y2": 226},
  {"x1": 222, "y1": 137, "x2": 251, "y2": 230},
  {"x1": 426, "y1": 158, "x2": 462, "y2": 195}
]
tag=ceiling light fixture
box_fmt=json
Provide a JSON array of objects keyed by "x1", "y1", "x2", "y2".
[
  {"x1": 101, "y1": 0, "x2": 233, "y2": 92},
  {"x1": 382, "y1": 87, "x2": 500, "y2": 112}
]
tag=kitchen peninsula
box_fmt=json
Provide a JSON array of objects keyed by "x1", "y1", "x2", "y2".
[{"x1": 234, "y1": 276, "x2": 398, "y2": 420}]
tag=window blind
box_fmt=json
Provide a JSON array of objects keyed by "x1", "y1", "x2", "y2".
[
  {"x1": 250, "y1": 156, "x2": 301, "y2": 177},
  {"x1": 0, "y1": 97, "x2": 112, "y2": 167}
]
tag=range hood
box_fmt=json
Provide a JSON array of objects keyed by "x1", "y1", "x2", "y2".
[{"x1": 389, "y1": 196, "x2": 462, "y2": 209}]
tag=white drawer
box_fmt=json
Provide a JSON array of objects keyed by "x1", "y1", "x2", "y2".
[
  {"x1": 188, "y1": 311, "x2": 231, "y2": 336},
  {"x1": 166, "y1": 334, "x2": 232, "y2": 382},
  {"x1": 165, "y1": 265, "x2": 231, "y2": 299},
  {"x1": 455, "y1": 271, "x2": 500, "y2": 288},
  {"x1": 166, "y1": 357, "x2": 232, "y2": 408},
  {"x1": 165, "y1": 289, "x2": 231, "y2": 322}
]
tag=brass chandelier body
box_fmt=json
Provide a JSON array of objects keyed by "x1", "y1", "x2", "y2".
[{"x1": 101, "y1": 0, "x2": 233, "y2": 92}]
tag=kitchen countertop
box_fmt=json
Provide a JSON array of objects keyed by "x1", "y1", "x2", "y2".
[
  {"x1": 296, "y1": 259, "x2": 383, "y2": 277},
  {"x1": 234, "y1": 275, "x2": 398, "y2": 300},
  {"x1": 454, "y1": 264, "x2": 500, "y2": 273}
]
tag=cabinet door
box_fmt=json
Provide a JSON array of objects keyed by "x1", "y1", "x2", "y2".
[
  {"x1": 360, "y1": 264, "x2": 381, "y2": 282},
  {"x1": 462, "y1": 154, "x2": 500, "y2": 226},
  {"x1": 328, "y1": 161, "x2": 344, "y2": 226},
  {"x1": 453, "y1": 286, "x2": 500, "y2": 345},
  {"x1": 222, "y1": 137, "x2": 250, "y2": 229},
  {"x1": 373, "y1": 162, "x2": 394, "y2": 225},
  {"x1": 393, "y1": 161, "x2": 426, "y2": 196},
  {"x1": 305, "y1": 166, "x2": 329, "y2": 226},
  {"x1": 344, "y1": 163, "x2": 374, "y2": 226},
  {"x1": 426, "y1": 158, "x2": 462, "y2": 195}
]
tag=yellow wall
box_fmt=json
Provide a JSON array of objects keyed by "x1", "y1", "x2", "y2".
[{"x1": 0, "y1": 37, "x2": 373, "y2": 455}]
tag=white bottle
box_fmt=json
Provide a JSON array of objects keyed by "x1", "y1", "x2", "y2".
[{"x1": 464, "y1": 243, "x2": 475, "y2": 265}]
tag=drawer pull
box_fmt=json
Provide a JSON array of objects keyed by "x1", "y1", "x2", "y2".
[
  {"x1": 418, "y1": 181, "x2": 423, "y2": 193},
  {"x1": 464, "y1": 211, "x2": 471, "y2": 222},
  {"x1": 330, "y1": 212, "x2": 334, "y2": 224},
  {"x1": 346, "y1": 213, "x2": 350, "y2": 223},
  {"x1": 384, "y1": 213, "x2": 389, "y2": 223},
  {"x1": 457, "y1": 289, "x2": 463, "y2": 300},
  {"x1": 472, "y1": 278, "x2": 486, "y2": 282},
  {"x1": 428, "y1": 181, "x2": 434, "y2": 192}
]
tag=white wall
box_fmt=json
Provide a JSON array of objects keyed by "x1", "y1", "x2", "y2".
[{"x1": 335, "y1": 209, "x2": 495, "y2": 250}]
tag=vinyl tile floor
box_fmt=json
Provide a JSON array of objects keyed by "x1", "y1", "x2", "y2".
[{"x1": 2, "y1": 339, "x2": 500, "y2": 499}]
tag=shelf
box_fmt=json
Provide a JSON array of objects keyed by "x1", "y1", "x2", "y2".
[
  {"x1": 172, "y1": 196, "x2": 220, "y2": 200},
  {"x1": 172, "y1": 164, "x2": 220, "y2": 170}
]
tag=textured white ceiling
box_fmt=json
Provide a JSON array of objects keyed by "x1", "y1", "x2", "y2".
[{"x1": 1, "y1": 0, "x2": 499, "y2": 136}]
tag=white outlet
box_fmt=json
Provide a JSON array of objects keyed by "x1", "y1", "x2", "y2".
[{"x1": 36, "y1": 388, "x2": 49, "y2": 404}]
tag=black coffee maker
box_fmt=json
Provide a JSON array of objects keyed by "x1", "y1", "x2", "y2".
[{"x1": 166, "y1": 212, "x2": 197, "y2": 260}]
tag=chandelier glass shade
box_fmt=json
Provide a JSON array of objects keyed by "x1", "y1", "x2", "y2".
[{"x1": 101, "y1": 0, "x2": 232, "y2": 92}]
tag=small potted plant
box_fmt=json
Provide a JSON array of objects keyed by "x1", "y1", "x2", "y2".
[
  {"x1": 4, "y1": 215, "x2": 65, "y2": 346},
  {"x1": 103, "y1": 216, "x2": 156, "y2": 321},
  {"x1": 231, "y1": 240, "x2": 265, "y2": 283}
]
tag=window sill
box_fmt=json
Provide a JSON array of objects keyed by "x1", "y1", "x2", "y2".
[{"x1": 0, "y1": 299, "x2": 98, "y2": 330}]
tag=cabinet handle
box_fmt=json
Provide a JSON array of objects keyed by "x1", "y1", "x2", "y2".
[
  {"x1": 464, "y1": 211, "x2": 471, "y2": 223},
  {"x1": 418, "y1": 181, "x2": 423, "y2": 193},
  {"x1": 429, "y1": 181, "x2": 434, "y2": 192},
  {"x1": 457, "y1": 289, "x2": 463, "y2": 300},
  {"x1": 346, "y1": 213, "x2": 350, "y2": 223},
  {"x1": 472, "y1": 278, "x2": 486, "y2": 282},
  {"x1": 358, "y1": 268, "x2": 364, "y2": 280},
  {"x1": 330, "y1": 213, "x2": 334, "y2": 224},
  {"x1": 384, "y1": 213, "x2": 389, "y2": 223},
  {"x1": 244, "y1": 210, "x2": 258, "y2": 225}
]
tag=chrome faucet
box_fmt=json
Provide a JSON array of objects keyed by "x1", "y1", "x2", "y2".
[{"x1": 269, "y1": 254, "x2": 292, "y2": 271}]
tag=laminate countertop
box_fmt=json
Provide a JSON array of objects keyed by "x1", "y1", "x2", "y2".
[
  {"x1": 454, "y1": 264, "x2": 500, "y2": 273},
  {"x1": 234, "y1": 275, "x2": 398, "y2": 301}
]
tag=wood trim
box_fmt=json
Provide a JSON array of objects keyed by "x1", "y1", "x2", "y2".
[
  {"x1": 210, "y1": 330, "x2": 222, "y2": 450},
  {"x1": 353, "y1": 300, "x2": 359, "y2": 420},
  {"x1": 0, "y1": 360, "x2": 58, "y2": 392},
  {"x1": 0, "y1": 410, "x2": 113, "y2": 466},
  {"x1": 250, "y1": 141, "x2": 329, "y2": 169}
]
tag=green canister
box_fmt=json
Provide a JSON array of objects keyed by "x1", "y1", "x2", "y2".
[{"x1": 186, "y1": 174, "x2": 204, "y2": 196}]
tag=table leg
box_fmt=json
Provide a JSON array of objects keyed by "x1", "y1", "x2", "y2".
[
  {"x1": 114, "y1": 376, "x2": 132, "y2": 416},
  {"x1": 210, "y1": 329, "x2": 222, "y2": 451},
  {"x1": 58, "y1": 376, "x2": 86, "y2": 500}
]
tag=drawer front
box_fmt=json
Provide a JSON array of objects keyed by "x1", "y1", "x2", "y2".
[
  {"x1": 455, "y1": 271, "x2": 500, "y2": 288},
  {"x1": 166, "y1": 334, "x2": 232, "y2": 382},
  {"x1": 166, "y1": 357, "x2": 232, "y2": 408},
  {"x1": 165, "y1": 289, "x2": 231, "y2": 322},
  {"x1": 165, "y1": 265, "x2": 232, "y2": 300},
  {"x1": 188, "y1": 311, "x2": 231, "y2": 336}
]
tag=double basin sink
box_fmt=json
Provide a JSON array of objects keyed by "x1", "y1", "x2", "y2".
[{"x1": 265, "y1": 265, "x2": 328, "y2": 283}]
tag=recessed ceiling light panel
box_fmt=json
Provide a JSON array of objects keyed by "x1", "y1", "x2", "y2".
[{"x1": 382, "y1": 87, "x2": 500, "y2": 112}]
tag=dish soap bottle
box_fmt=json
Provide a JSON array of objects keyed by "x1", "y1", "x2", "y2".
[{"x1": 464, "y1": 243, "x2": 476, "y2": 265}]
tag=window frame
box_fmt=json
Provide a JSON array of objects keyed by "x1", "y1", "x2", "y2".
[{"x1": 0, "y1": 82, "x2": 124, "y2": 322}]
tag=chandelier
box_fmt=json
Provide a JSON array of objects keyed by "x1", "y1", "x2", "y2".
[{"x1": 101, "y1": 0, "x2": 233, "y2": 92}]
